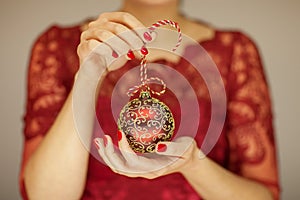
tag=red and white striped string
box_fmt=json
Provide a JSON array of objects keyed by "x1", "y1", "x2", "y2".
[
  {"x1": 149, "y1": 19, "x2": 182, "y2": 52},
  {"x1": 127, "y1": 20, "x2": 182, "y2": 97}
]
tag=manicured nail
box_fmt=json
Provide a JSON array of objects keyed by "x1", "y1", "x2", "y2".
[
  {"x1": 103, "y1": 136, "x2": 108, "y2": 147},
  {"x1": 117, "y1": 130, "x2": 122, "y2": 141},
  {"x1": 94, "y1": 139, "x2": 100, "y2": 150},
  {"x1": 112, "y1": 50, "x2": 118, "y2": 58},
  {"x1": 143, "y1": 32, "x2": 152, "y2": 41},
  {"x1": 140, "y1": 46, "x2": 148, "y2": 56},
  {"x1": 157, "y1": 144, "x2": 167, "y2": 152},
  {"x1": 126, "y1": 50, "x2": 135, "y2": 60}
]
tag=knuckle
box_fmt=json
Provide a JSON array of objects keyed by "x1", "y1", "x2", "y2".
[
  {"x1": 86, "y1": 41, "x2": 93, "y2": 50},
  {"x1": 87, "y1": 40, "x2": 97, "y2": 50},
  {"x1": 98, "y1": 12, "x2": 109, "y2": 21},
  {"x1": 88, "y1": 21, "x2": 95, "y2": 28},
  {"x1": 97, "y1": 30, "x2": 111, "y2": 40},
  {"x1": 77, "y1": 44, "x2": 82, "y2": 55},
  {"x1": 120, "y1": 12, "x2": 131, "y2": 21},
  {"x1": 113, "y1": 23, "x2": 126, "y2": 33},
  {"x1": 80, "y1": 31, "x2": 87, "y2": 41},
  {"x1": 98, "y1": 12, "x2": 107, "y2": 19},
  {"x1": 77, "y1": 44, "x2": 88, "y2": 62}
]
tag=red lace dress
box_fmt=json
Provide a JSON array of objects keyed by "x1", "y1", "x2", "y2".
[{"x1": 20, "y1": 23, "x2": 280, "y2": 200}]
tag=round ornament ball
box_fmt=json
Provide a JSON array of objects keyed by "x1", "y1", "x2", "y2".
[{"x1": 118, "y1": 91, "x2": 175, "y2": 153}]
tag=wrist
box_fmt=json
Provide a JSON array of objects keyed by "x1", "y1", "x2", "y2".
[
  {"x1": 179, "y1": 148, "x2": 207, "y2": 177},
  {"x1": 75, "y1": 66, "x2": 107, "y2": 82}
]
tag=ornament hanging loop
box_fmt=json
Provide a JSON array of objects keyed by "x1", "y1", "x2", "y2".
[
  {"x1": 148, "y1": 19, "x2": 182, "y2": 52},
  {"x1": 127, "y1": 20, "x2": 182, "y2": 97},
  {"x1": 126, "y1": 55, "x2": 167, "y2": 97}
]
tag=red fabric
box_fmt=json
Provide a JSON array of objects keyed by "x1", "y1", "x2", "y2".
[{"x1": 20, "y1": 24, "x2": 280, "y2": 199}]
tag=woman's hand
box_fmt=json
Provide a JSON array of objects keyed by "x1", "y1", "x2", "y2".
[
  {"x1": 77, "y1": 12, "x2": 152, "y2": 76},
  {"x1": 94, "y1": 131, "x2": 200, "y2": 179}
]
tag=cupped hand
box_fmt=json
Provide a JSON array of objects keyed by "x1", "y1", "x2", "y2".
[
  {"x1": 77, "y1": 12, "x2": 152, "y2": 77},
  {"x1": 94, "y1": 131, "x2": 201, "y2": 179}
]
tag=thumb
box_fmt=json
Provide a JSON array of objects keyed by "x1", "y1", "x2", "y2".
[
  {"x1": 117, "y1": 130, "x2": 133, "y2": 152},
  {"x1": 155, "y1": 136, "x2": 195, "y2": 157},
  {"x1": 117, "y1": 130, "x2": 138, "y2": 163}
]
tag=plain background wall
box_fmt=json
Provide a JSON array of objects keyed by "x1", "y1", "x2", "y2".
[{"x1": 0, "y1": 0, "x2": 299, "y2": 199}]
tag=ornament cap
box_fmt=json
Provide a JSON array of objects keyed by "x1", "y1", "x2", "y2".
[{"x1": 139, "y1": 90, "x2": 151, "y2": 100}]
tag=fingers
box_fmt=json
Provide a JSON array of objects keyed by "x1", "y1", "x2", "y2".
[
  {"x1": 94, "y1": 136, "x2": 125, "y2": 172},
  {"x1": 97, "y1": 12, "x2": 145, "y2": 30},
  {"x1": 94, "y1": 133, "x2": 140, "y2": 174},
  {"x1": 77, "y1": 39, "x2": 112, "y2": 64},
  {"x1": 95, "y1": 134, "x2": 196, "y2": 178},
  {"x1": 78, "y1": 12, "x2": 153, "y2": 67},
  {"x1": 94, "y1": 137, "x2": 114, "y2": 167},
  {"x1": 81, "y1": 27, "x2": 130, "y2": 56},
  {"x1": 89, "y1": 21, "x2": 146, "y2": 50}
]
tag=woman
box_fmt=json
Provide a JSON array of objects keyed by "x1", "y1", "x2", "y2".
[{"x1": 20, "y1": 0, "x2": 280, "y2": 199}]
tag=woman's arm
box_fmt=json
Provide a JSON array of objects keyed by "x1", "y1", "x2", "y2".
[
  {"x1": 21, "y1": 25, "x2": 96, "y2": 199},
  {"x1": 181, "y1": 32, "x2": 279, "y2": 200},
  {"x1": 23, "y1": 12, "x2": 149, "y2": 199},
  {"x1": 180, "y1": 32, "x2": 279, "y2": 200},
  {"x1": 24, "y1": 91, "x2": 91, "y2": 200},
  {"x1": 181, "y1": 153, "x2": 273, "y2": 200},
  {"x1": 24, "y1": 53, "x2": 108, "y2": 199}
]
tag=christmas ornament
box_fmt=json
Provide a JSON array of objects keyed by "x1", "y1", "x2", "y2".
[
  {"x1": 117, "y1": 20, "x2": 182, "y2": 153},
  {"x1": 118, "y1": 90, "x2": 175, "y2": 153}
]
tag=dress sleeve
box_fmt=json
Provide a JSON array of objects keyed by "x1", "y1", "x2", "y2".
[
  {"x1": 19, "y1": 26, "x2": 76, "y2": 199},
  {"x1": 226, "y1": 32, "x2": 280, "y2": 199}
]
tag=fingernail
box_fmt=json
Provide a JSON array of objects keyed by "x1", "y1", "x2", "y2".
[
  {"x1": 94, "y1": 139, "x2": 100, "y2": 150},
  {"x1": 157, "y1": 144, "x2": 167, "y2": 152},
  {"x1": 117, "y1": 130, "x2": 122, "y2": 141},
  {"x1": 140, "y1": 46, "x2": 148, "y2": 56},
  {"x1": 112, "y1": 50, "x2": 118, "y2": 58},
  {"x1": 143, "y1": 32, "x2": 152, "y2": 42},
  {"x1": 103, "y1": 136, "x2": 108, "y2": 147},
  {"x1": 126, "y1": 50, "x2": 135, "y2": 60}
]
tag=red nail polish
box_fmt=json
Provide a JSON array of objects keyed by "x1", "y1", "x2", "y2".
[
  {"x1": 117, "y1": 130, "x2": 122, "y2": 141},
  {"x1": 140, "y1": 46, "x2": 148, "y2": 56},
  {"x1": 157, "y1": 144, "x2": 167, "y2": 152},
  {"x1": 143, "y1": 32, "x2": 152, "y2": 41},
  {"x1": 103, "y1": 136, "x2": 108, "y2": 147},
  {"x1": 112, "y1": 50, "x2": 118, "y2": 58},
  {"x1": 126, "y1": 50, "x2": 135, "y2": 60},
  {"x1": 94, "y1": 139, "x2": 100, "y2": 150}
]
